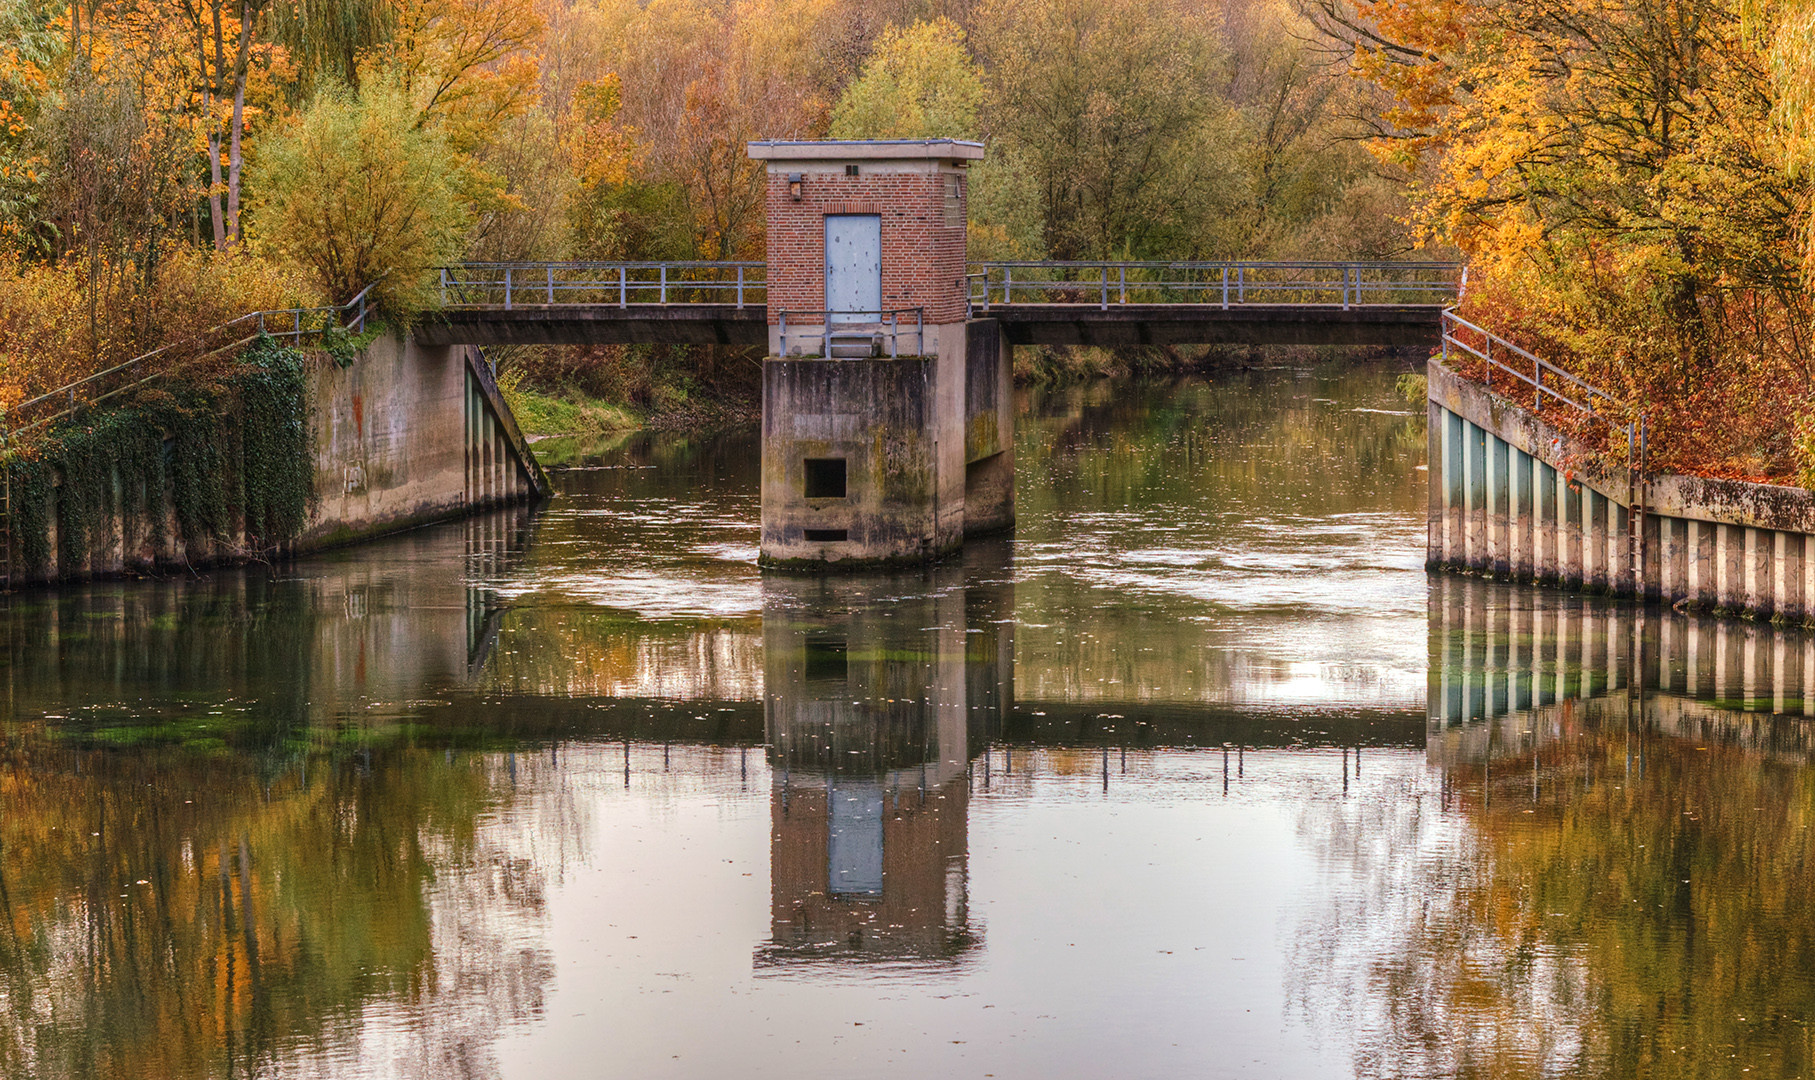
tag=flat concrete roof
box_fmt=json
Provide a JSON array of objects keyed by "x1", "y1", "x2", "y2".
[{"x1": 748, "y1": 139, "x2": 985, "y2": 161}]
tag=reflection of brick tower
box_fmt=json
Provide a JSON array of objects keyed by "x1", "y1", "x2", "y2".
[{"x1": 755, "y1": 552, "x2": 1010, "y2": 971}]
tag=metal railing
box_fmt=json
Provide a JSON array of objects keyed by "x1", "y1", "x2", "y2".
[
  {"x1": 966, "y1": 260, "x2": 1466, "y2": 312},
  {"x1": 1440, "y1": 310, "x2": 1633, "y2": 432},
  {"x1": 439, "y1": 262, "x2": 765, "y2": 309},
  {"x1": 776, "y1": 309, "x2": 926, "y2": 359},
  {"x1": 1441, "y1": 309, "x2": 1649, "y2": 590},
  {"x1": 1, "y1": 284, "x2": 377, "y2": 443}
]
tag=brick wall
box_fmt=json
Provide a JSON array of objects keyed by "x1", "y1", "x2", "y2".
[{"x1": 765, "y1": 172, "x2": 968, "y2": 326}]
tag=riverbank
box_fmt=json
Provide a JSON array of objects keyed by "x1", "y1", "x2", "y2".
[{"x1": 499, "y1": 343, "x2": 1428, "y2": 441}]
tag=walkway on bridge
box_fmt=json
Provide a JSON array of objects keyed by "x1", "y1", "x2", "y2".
[{"x1": 415, "y1": 259, "x2": 1465, "y2": 349}]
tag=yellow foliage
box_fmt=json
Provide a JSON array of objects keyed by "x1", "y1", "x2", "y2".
[{"x1": 0, "y1": 249, "x2": 318, "y2": 412}]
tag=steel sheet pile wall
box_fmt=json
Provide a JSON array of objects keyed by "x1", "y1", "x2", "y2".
[{"x1": 1428, "y1": 361, "x2": 1815, "y2": 622}]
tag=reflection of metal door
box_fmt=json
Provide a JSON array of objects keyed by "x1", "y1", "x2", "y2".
[
  {"x1": 824, "y1": 214, "x2": 881, "y2": 323},
  {"x1": 828, "y1": 781, "x2": 885, "y2": 896}
]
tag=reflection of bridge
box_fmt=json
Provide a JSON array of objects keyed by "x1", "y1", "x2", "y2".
[{"x1": 419, "y1": 259, "x2": 1462, "y2": 349}]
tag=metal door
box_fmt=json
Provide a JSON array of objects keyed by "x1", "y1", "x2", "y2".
[{"x1": 824, "y1": 214, "x2": 882, "y2": 323}]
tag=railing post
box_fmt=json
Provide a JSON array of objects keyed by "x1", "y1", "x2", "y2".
[
  {"x1": 504, "y1": 266, "x2": 513, "y2": 311},
  {"x1": 1101, "y1": 265, "x2": 1109, "y2": 311},
  {"x1": 619, "y1": 266, "x2": 628, "y2": 309},
  {"x1": 780, "y1": 310, "x2": 787, "y2": 356},
  {"x1": 660, "y1": 265, "x2": 668, "y2": 305},
  {"x1": 547, "y1": 264, "x2": 555, "y2": 306},
  {"x1": 1004, "y1": 266, "x2": 1012, "y2": 304},
  {"x1": 890, "y1": 310, "x2": 899, "y2": 359},
  {"x1": 737, "y1": 265, "x2": 746, "y2": 309},
  {"x1": 1222, "y1": 266, "x2": 1229, "y2": 310},
  {"x1": 1342, "y1": 266, "x2": 1351, "y2": 311},
  {"x1": 1119, "y1": 264, "x2": 1127, "y2": 305},
  {"x1": 440, "y1": 268, "x2": 448, "y2": 306},
  {"x1": 1238, "y1": 266, "x2": 1245, "y2": 304},
  {"x1": 1534, "y1": 357, "x2": 1542, "y2": 411}
]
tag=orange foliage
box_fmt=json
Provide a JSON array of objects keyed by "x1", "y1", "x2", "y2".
[{"x1": 0, "y1": 250, "x2": 318, "y2": 413}]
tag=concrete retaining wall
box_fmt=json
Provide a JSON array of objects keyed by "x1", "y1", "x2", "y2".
[
  {"x1": 8, "y1": 332, "x2": 547, "y2": 586},
  {"x1": 1428, "y1": 360, "x2": 1815, "y2": 621}
]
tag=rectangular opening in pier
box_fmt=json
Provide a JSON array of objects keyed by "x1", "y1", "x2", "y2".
[
  {"x1": 804, "y1": 458, "x2": 847, "y2": 499},
  {"x1": 803, "y1": 528, "x2": 848, "y2": 542},
  {"x1": 804, "y1": 637, "x2": 848, "y2": 684}
]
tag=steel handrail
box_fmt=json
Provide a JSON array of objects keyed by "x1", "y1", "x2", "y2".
[
  {"x1": 438, "y1": 262, "x2": 767, "y2": 310},
  {"x1": 775, "y1": 308, "x2": 926, "y2": 359},
  {"x1": 2, "y1": 282, "x2": 378, "y2": 441},
  {"x1": 1438, "y1": 305, "x2": 1651, "y2": 595},
  {"x1": 964, "y1": 260, "x2": 1465, "y2": 313}
]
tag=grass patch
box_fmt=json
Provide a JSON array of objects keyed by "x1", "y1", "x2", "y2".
[{"x1": 498, "y1": 368, "x2": 641, "y2": 438}]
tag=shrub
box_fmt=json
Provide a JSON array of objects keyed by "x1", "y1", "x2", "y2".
[{"x1": 248, "y1": 80, "x2": 472, "y2": 316}]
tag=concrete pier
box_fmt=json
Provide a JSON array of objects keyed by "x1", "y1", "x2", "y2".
[
  {"x1": 1428, "y1": 359, "x2": 1815, "y2": 620},
  {"x1": 749, "y1": 140, "x2": 1012, "y2": 569}
]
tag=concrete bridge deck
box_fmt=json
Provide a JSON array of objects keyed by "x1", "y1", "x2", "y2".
[
  {"x1": 414, "y1": 301, "x2": 1448, "y2": 349},
  {"x1": 417, "y1": 259, "x2": 1460, "y2": 349}
]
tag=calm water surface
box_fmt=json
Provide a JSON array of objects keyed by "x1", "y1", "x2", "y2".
[{"x1": 4, "y1": 364, "x2": 1814, "y2": 1078}]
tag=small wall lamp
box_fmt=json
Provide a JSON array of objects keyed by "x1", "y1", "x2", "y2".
[{"x1": 787, "y1": 173, "x2": 804, "y2": 201}]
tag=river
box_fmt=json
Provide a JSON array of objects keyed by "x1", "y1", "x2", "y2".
[{"x1": 3, "y1": 361, "x2": 1813, "y2": 1079}]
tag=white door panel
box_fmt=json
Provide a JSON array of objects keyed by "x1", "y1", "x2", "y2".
[{"x1": 824, "y1": 214, "x2": 882, "y2": 323}]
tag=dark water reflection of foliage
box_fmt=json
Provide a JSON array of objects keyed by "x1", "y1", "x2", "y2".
[{"x1": 1296, "y1": 722, "x2": 1815, "y2": 1080}]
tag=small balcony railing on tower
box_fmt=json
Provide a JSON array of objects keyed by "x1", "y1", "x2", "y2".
[
  {"x1": 965, "y1": 260, "x2": 1466, "y2": 312},
  {"x1": 776, "y1": 309, "x2": 926, "y2": 359}
]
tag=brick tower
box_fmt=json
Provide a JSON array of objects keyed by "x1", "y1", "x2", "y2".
[{"x1": 748, "y1": 139, "x2": 1012, "y2": 568}]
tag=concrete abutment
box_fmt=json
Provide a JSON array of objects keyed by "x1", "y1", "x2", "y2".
[
  {"x1": 1428, "y1": 359, "x2": 1815, "y2": 622},
  {"x1": 4, "y1": 332, "x2": 548, "y2": 586}
]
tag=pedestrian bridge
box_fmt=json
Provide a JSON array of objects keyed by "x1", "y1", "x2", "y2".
[{"x1": 415, "y1": 259, "x2": 1463, "y2": 349}]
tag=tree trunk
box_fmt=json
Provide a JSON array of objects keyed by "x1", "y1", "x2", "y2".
[
  {"x1": 208, "y1": 2, "x2": 227, "y2": 250},
  {"x1": 225, "y1": 1, "x2": 256, "y2": 248},
  {"x1": 208, "y1": 127, "x2": 226, "y2": 250}
]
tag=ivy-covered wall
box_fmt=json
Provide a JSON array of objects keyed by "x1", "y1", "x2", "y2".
[
  {"x1": 3, "y1": 333, "x2": 544, "y2": 586},
  {"x1": 5, "y1": 338, "x2": 315, "y2": 581}
]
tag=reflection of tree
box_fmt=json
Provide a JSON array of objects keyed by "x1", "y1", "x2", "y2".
[
  {"x1": 1291, "y1": 727, "x2": 1815, "y2": 1079},
  {"x1": 1014, "y1": 366, "x2": 1428, "y2": 711},
  {"x1": 0, "y1": 738, "x2": 555, "y2": 1080}
]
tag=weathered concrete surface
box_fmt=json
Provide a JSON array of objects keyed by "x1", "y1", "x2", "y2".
[
  {"x1": 990, "y1": 304, "x2": 1447, "y2": 348},
  {"x1": 9, "y1": 331, "x2": 546, "y2": 586},
  {"x1": 761, "y1": 355, "x2": 956, "y2": 566},
  {"x1": 1430, "y1": 359, "x2": 1815, "y2": 621},
  {"x1": 963, "y1": 319, "x2": 1014, "y2": 536},
  {"x1": 415, "y1": 305, "x2": 767, "y2": 347},
  {"x1": 309, "y1": 333, "x2": 545, "y2": 546}
]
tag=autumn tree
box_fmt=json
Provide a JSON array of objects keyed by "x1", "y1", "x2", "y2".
[
  {"x1": 249, "y1": 80, "x2": 470, "y2": 310},
  {"x1": 829, "y1": 17, "x2": 983, "y2": 139},
  {"x1": 1319, "y1": 0, "x2": 1815, "y2": 478},
  {"x1": 975, "y1": 0, "x2": 1239, "y2": 260}
]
